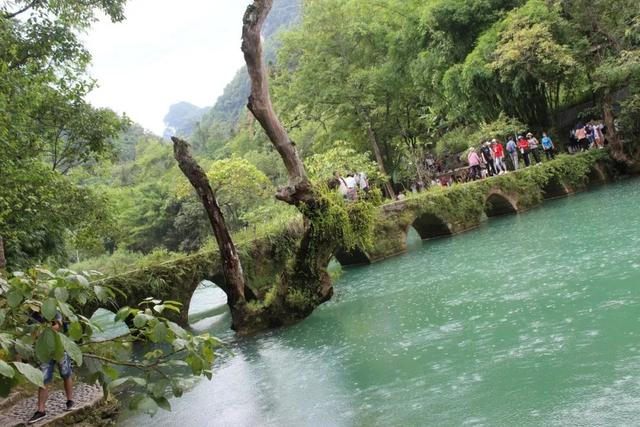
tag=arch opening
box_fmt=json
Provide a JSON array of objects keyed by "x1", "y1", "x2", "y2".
[
  {"x1": 587, "y1": 165, "x2": 606, "y2": 186},
  {"x1": 412, "y1": 212, "x2": 452, "y2": 240},
  {"x1": 334, "y1": 247, "x2": 371, "y2": 266},
  {"x1": 187, "y1": 278, "x2": 229, "y2": 328},
  {"x1": 484, "y1": 193, "x2": 518, "y2": 217},
  {"x1": 542, "y1": 176, "x2": 571, "y2": 199}
]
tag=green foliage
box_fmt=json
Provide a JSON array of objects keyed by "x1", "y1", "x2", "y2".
[
  {"x1": 471, "y1": 113, "x2": 528, "y2": 143},
  {"x1": 303, "y1": 186, "x2": 380, "y2": 253},
  {"x1": 0, "y1": 161, "x2": 116, "y2": 269},
  {"x1": 0, "y1": 0, "x2": 130, "y2": 268},
  {"x1": 0, "y1": 268, "x2": 221, "y2": 415},
  {"x1": 205, "y1": 157, "x2": 273, "y2": 228},
  {"x1": 304, "y1": 141, "x2": 387, "y2": 187}
]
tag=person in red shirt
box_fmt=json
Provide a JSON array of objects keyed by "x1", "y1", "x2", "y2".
[
  {"x1": 517, "y1": 135, "x2": 531, "y2": 167},
  {"x1": 491, "y1": 139, "x2": 506, "y2": 174}
]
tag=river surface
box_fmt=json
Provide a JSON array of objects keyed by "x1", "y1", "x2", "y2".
[{"x1": 120, "y1": 179, "x2": 640, "y2": 426}]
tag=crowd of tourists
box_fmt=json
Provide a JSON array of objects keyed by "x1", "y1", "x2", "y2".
[
  {"x1": 465, "y1": 131, "x2": 557, "y2": 181},
  {"x1": 334, "y1": 121, "x2": 609, "y2": 197},
  {"x1": 568, "y1": 121, "x2": 608, "y2": 153}
]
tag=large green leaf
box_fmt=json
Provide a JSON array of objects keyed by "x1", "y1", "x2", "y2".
[
  {"x1": 58, "y1": 333, "x2": 83, "y2": 366},
  {"x1": 133, "y1": 396, "x2": 158, "y2": 416},
  {"x1": 89, "y1": 308, "x2": 129, "y2": 342},
  {"x1": 153, "y1": 395, "x2": 171, "y2": 412},
  {"x1": 93, "y1": 285, "x2": 110, "y2": 303},
  {"x1": 6, "y1": 290, "x2": 22, "y2": 308},
  {"x1": 35, "y1": 328, "x2": 56, "y2": 363},
  {"x1": 54, "y1": 287, "x2": 69, "y2": 302},
  {"x1": 133, "y1": 313, "x2": 148, "y2": 328},
  {"x1": 13, "y1": 362, "x2": 44, "y2": 388},
  {"x1": 0, "y1": 360, "x2": 15, "y2": 378},
  {"x1": 42, "y1": 298, "x2": 57, "y2": 321},
  {"x1": 151, "y1": 322, "x2": 168, "y2": 343},
  {"x1": 68, "y1": 321, "x2": 83, "y2": 341}
]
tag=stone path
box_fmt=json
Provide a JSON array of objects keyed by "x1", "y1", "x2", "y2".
[{"x1": 0, "y1": 383, "x2": 103, "y2": 426}]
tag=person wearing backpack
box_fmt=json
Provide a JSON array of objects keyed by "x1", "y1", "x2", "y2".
[{"x1": 506, "y1": 136, "x2": 519, "y2": 170}]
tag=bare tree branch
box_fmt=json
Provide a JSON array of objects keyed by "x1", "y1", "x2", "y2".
[
  {"x1": 171, "y1": 136, "x2": 255, "y2": 306},
  {"x1": 241, "y1": 0, "x2": 313, "y2": 205},
  {"x1": 2, "y1": 0, "x2": 42, "y2": 19}
]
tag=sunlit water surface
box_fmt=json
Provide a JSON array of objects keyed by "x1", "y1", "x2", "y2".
[{"x1": 120, "y1": 179, "x2": 640, "y2": 426}]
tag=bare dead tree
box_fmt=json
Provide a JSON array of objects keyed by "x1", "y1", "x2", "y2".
[
  {"x1": 172, "y1": 137, "x2": 255, "y2": 306},
  {"x1": 241, "y1": 0, "x2": 314, "y2": 206}
]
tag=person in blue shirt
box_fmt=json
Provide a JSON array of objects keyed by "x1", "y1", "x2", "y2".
[
  {"x1": 541, "y1": 132, "x2": 555, "y2": 160},
  {"x1": 506, "y1": 136, "x2": 519, "y2": 170}
]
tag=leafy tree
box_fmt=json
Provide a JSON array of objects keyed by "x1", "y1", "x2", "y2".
[
  {"x1": 0, "y1": 162, "x2": 114, "y2": 269},
  {"x1": 0, "y1": 268, "x2": 220, "y2": 415},
  {"x1": 0, "y1": 0, "x2": 129, "y2": 267},
  {"x1": 304, "y1": 141, "x2": 387, "y2": 186},
  {"x1": 204, "y1": 157, "x2": 273, "y2": 229}
]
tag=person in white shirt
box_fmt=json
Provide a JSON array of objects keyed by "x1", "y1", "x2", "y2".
[{"x1": 344, "y1": 173, "x2": 358, "y2": 200}]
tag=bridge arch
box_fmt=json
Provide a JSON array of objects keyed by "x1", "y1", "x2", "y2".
[
  {"x1": 187, "y1": 278, "x2": 230, "y2": 326},
  {"x1": 542, "y1": 176, "x2": 571, "y2": 199},
  {"x1": 411, "y1": 212, "x2": 453, "y2": 239},
  {"x1": 334, "y1": 247, "x2": 371, "y2": 266},
  {"x1": 484, "y1": 190, "x2": 518, "y2": 217},
  {"x1": 587, "y1": 163, "x2": 607, "y2": 185}
]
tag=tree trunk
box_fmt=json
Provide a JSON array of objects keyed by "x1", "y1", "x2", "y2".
[
  {"x1": 602, "y1": 94, "x2": 626, "y2": 159},
  {"x1": 171, "y1": 137, "x2": 254, "y2": 308},
  {"x1": 0, "y1": 236, "x2": 6, "y2": 271},
  {"x1": 358, "y1": 108, "x2": 395, "y2": 199},
  {"x1": 242, "y1": 0, "x2": 313, "y2": 205}
]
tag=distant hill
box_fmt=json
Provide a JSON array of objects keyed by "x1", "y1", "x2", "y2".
[
  {"x1": 162, "y1": 101, "x2": 208, "y2": 140},
  {"x1": 162, "y1": 0, "x2": 302, "y2": 140}
]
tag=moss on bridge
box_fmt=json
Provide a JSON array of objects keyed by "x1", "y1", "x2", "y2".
[
  {"x1": 97, "y1": 150, "x2": 617, "y2": 327},
  {"x1": 357, "y1": 150, "x2": 616, "y2": 263}
]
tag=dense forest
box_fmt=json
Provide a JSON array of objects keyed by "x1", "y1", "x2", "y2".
[{"x1": 2, "y1": 0, "x2": 639, "y2": 274}]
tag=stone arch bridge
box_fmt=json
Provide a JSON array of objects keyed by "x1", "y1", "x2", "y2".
[{"x1": 98, "y1": 153, "x2": 617, "y2": 325}]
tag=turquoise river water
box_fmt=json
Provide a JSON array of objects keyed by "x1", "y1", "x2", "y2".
[{"x1": 121, "y1": 178, "x2": 640, "y2": 426}]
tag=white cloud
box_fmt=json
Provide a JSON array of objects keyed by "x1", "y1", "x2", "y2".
[{"x1": 83, "y1": 0, "x2": 251, "y2": 134}]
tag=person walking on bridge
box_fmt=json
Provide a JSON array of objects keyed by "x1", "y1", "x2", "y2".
[
  {"x1": 492, "y1": 139, "x2": 506, "y2": 174},
  {"x1": 541, "y1": 132, "x2": 555, "y2": 160},
  {"x1": 506, "y1": 136, "x2": 519, "y2": 170},
  {"x1": 480, "y1": 142, "x2": 496, "y2": 176},
  {"x1": 518, "y1": 135, "x2": 531, "y2": 167},
  {"x1": 527, "y1": 132, "x2": 542, "y2": 164},
  {"x1": 467, "y1": 148, "x2": 481, "y2": 180}
]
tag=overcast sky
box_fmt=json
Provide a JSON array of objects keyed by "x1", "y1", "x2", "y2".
[{"x1": 83, "y1": 1, "x2": 250, "y2": 135}]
